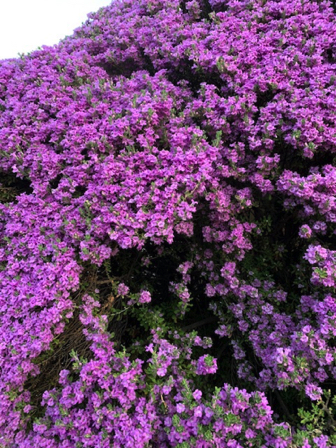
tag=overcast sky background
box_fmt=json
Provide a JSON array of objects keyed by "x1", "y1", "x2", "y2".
[{"x1": 0, "y1": 0, "x2": 112, "y2": 60}]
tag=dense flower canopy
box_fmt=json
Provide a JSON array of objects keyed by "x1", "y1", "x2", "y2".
[{"x1": 0, "y1": 0, "x2": 336, "y2": 446}]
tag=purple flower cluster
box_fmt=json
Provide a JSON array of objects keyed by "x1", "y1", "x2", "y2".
[{"x1": 1, "y1": 0, "x2": 336, "y2": 445}]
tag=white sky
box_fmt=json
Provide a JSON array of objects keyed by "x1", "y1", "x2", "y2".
[{"x1": 0, "y1": 0, "x2": 112, "y2": 60}]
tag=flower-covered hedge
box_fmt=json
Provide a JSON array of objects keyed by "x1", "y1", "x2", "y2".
[{"x1": 1, "y1": 0, "x2": 336, "y2": 446}]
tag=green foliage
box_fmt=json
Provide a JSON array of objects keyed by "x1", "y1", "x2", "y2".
[{"x1": 294, "y1": 390, "x2": 336, "y2": 445}]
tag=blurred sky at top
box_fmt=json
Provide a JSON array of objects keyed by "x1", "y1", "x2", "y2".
[{"x1": 0, "y1": 0, "x2": 112, "y2": 60}]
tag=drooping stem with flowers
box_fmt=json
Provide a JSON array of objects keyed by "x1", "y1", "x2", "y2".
[{"x1": 1, "y1": 0, "x2": 336, "y2": 446}]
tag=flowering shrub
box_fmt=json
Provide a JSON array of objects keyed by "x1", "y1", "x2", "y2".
[{"x1": 1, "y1": 0, "x2": 336, "y2": 445}]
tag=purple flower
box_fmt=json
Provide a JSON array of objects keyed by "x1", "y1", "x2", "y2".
[
  {"x1": 196, "y1": 355, "x2": 218, "y2": 375},
  {"x1": 139, "y1": 290, "x2": 152, "y2": 304},
  {"x1": 305, "y1": 383, "x2": 323, "y2": 401},
  {"x1": 176, "y1": 403, "x2": 185, "y2": 414},
  {"x1": 118, "y1": 283, "x2": 130, "y2": 296}
]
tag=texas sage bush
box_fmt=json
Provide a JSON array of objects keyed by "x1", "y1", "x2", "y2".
[{"x1": 0, "y1": 0, "x2": 336, "y2": 446}]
